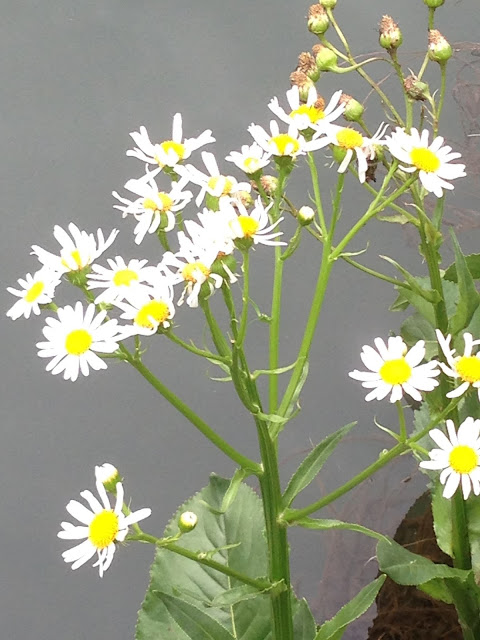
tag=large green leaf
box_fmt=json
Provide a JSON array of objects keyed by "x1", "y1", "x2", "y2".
[
  {"x1": 444, "y1": 253, "x2": 480, "y2": 282},
  {"x1": 136, "y1": 475, "x2": 316, "y2": 640},
  {"x1": 314, "y1": 576, "x2": 386, "y2": 640},
  {"x1": 400, "y1": 312, "x2": 437, "y2": 360},
  {"x1": 282, "y1": 423, "x2": 355, "y2": 508},
  {"x1": 448, "y1": 231, "x2": 480, "y2": 335}
]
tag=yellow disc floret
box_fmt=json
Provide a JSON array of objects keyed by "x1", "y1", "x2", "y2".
[
  {"x1": 88, "y1": 510, "x2": 120, "y2": 549},
  {"x1": 182, "y1": 261, "x2": 210, "y2": 283},
  {"x1": 143, "y1": 192, "x2": 174, "y2": 213},
  {"x1": 207, "y1": 176, "x2": 234, "y2": 197},
  {"x1": 65, "y1": 329, "x2": 93, "y2": 355},
  {"x1": 270, "y1": 134, "x2": 300, "y2": 156},
  {"x1": 455, "y1": 356, "x2": 480, "y2": 384},
  {"x1": 336, "y1": 128, "x2": 364, "y2": 149},
  {"x1": 290, "y1": 104, "x2": 325, "y2": 124},
  {"x1": 410, "y1": 147, "x2": 441, "y2": 173},
  {"x1": 135, "y1": 300, "x2": 170, "y2": 329},
  {"x1": 449, "y1": 445, "x2": 478, "y2": 474},
  {"x1": 238, "y1": 216, "x2": 260, "y2": 238},
  {"x1": 113, "y1": 269, "x2": 139, "y2": 288},
  {"x1": 379, "y1": 358, "x2": 412, "y2": 385},
  {"x1": 25, "y1": 281, "x2": 45, "y2": 303}
]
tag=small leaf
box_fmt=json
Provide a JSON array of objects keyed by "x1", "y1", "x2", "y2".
[
  {"x1": 209, "y1": 585, "x2": 268, "y2": 608},
  {"x1": 314, "y1": 576, "x2": 386, "y2": 640},
  {"x1": 381, "y1": 255, "x2": 439, "y2": 302},
  {"x1": 400, "y1": 313, "x2": 437, "y2": 360},
  {"x1": 444, "y1": 253, "x2": 480, "y2": 282},
  {"x1": 296, "y1": 517, "x2": 388, "y2": 542},
  {"x1": 448, "y1": 231, "x2": 480, "y2": 335},
  {"x1": 282, "y1": 423, "x2": 355, "y2": 508},
  {"x1": 218, "y1": 468, "x2": 248, "y2": 514}
]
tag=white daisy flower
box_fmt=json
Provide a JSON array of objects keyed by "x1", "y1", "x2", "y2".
[
  {"x1": 323, "y1": 122, "x2": 389, "y2": 183},
  {"x1": 58, "y1": 476, "x2": 151, "y2": 577},
  {"x1": 420, "y1": 418, "x2": 480, "y2": 499},
  {"x1": 178, "y1": 151, "x2": 251, "y2": 207},
  {"x1": 268, "y1": 86, "x2": 345, "y2": 133},
  {"x1": 114, "y1": 280, "x2": 176, "y2": 338},
  {"x1": 161, "y1": 232, "x2": 224, "y2": 308},
  {"x1": 248, "y1": 120, "x2": 328, "y2": 159},
  {"x1": 222, "y1": 197, "x2": 286, "y2": 247},
  {"x1": 349, "y1": 336, "x2": 440, "y2": 403},
  {"x1": 31, "y1": 223, "x2": 119, "y2": 274},
  {"x1": 225, "y1": 143, "x2": 271, "y2": 174},
  {"x1": 87, "y1": 257, "x2": 158, "y2": 304},
  {"x1": 112, "y1": 170, "x2": 192, "y2": 245},
  {"x1": 384, "y1": 127, "x2": 466, "y2": 197},
  {"x1": 184, "y1": 208, "x2": 236, "y2": 256},
  {"x1": 36, "y1": 302, "x2": 122, "y2": 382},
  {"x1": 6, "y1": 268, "x2": 62, "y2": 320},
  {"x1": 127, "y1": 113, "x2": 215, "y2": 169},
  {"x1": 436, "y1": 330, "x2": 480, "y2": 399}
]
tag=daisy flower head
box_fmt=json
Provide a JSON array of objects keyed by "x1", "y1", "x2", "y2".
[
  {"x1": 324, "y1": 122, "x2": 389, "y2": 183},
  {"x1": 161, "y1": 232, "x2": 224, "y2": 308},
  {"x1": 222, "y1": 197, "x2": 286, "y2": 248},
  {"x1": 114, "y1": 279, "x2": 176, "y2": 338},
  {"x1": 112, "y1": 170, "x2": 192, "y2": 244},
  {"x1": 127, "y1": 113, "x2": 215, "y2": 169},
  {"x1": 87, "y1": 257, "x2": 159, "y2": 305},
  {"x1": 95, "y1": 463, "x2": 121, "y2": 492},
  {"x1": 58, "y1": 475, "x2": 151, "y2": 577},
  {"x1": 349, "y1": 336, "x2": 440, "y2": 403},
  {"x1": 184, "y1": 208, "x2": 236, "y2": 256},
  {"x1": 420, "y1": 418, "x2": 480, "y2": 499},
  {"x1": 6, "y1": 268, "x2": 62, "y2": 320},
  {"x1": 225, "y1": 143, "x2": 271, "y2": 175},
  {"x1": 36, "y1": 302, "x2": 122, "y2": 382},
  {"x1": 31, "y1": 223, "x2": 119, "y2": 275},
  {"x1": 248, "y1": 120, "x2": 329, "y2": 160},
  {"x1": 384, "y1": 127, "x2": 466, "y2": 197},
  {"x1": 436, "y1": 330, "x2": 480, "y2": 399},
  {"x1": 178, "y1": 151, "x2": 251, "y2": 208},
  {"x1": 268, "y1": 86, "x2": 345, "y2": 133}
]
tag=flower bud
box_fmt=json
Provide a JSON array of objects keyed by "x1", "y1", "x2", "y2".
[
  {"x1": 312, "y1": 43, "x2": 338, "y2": 72},
  {"x1": 289, "y1": 71, "x2": 315, "y2": 102},
  {"x1": 298, "y1": 206, "x2": 315, "y2": 226},
  {"x1": 297, "y1": 52, "x2": 320, "y2": 83},
  {"x1": 428, "y1": 29, "x2": 452, "y2": 63},
  {"x1": 95, "y1": 463, "x2": 121, "y2": 493},
  {"x1": 251, "y1": 175, "x2": 278, "y2": 196},
  {"x1": 307, "y1": 4, "x2": 330, "y2": 35},
  {"x1": 379, "y1": 15, "x2": 403, "y2": 52},
  {"x1": 320, "y1": 0, "x2": 337, "y2": 8},
  {"x1": 234, "y1": 190, "x2": 254, "y2": 209},
  {"x1": 178, "y1": 511, "x2": 198, "y2": 533},
  {"x1": 339, "y1": 93, "x2": 364, "y2": 122},
  {"x1": 403, "y1": 75, "x2": 431, "y2": 101},
  {"x1": 424, "y1": 0, "x2": 444, "y2": 7}
]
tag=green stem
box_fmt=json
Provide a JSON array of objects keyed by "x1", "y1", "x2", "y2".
[
  {"x1": 237, "y1": 250, "x2": 250, "y2": 348},
  {"x1": 341, "y1": 255, "x2": 411, "y2": 289},
  {"x1": 396, "y1": 401, "x2": 407, "y2": 442},
  {"x1": 433, "y1": 64, "x2": 447, "y2": 136},
  {"x1": 165, "y1": 330, "x2": 231, "y2": 365},
  {"x1": 306, "y1": 152, "x2": 327, "y2": 236},
  {"x1": 201, "y1": 298, "x2": 231, "y2": 358}
]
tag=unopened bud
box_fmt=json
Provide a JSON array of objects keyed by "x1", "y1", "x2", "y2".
[
  {"x1": 424, "y1": 0, "x2": 444, "y2": 7},
  {"x1": 428, "y1": 29, "x2": 452, "y2": 63},
  {"x1": 307, "y1": 4, "x2": 330, "y2": 35},
  {"x1": 379, "y1": 15, "x2": 403, "y2": 52},
  {"x1": 312, "y1": 43, "x2": 338, "y2": 72},
  {"x1": 298, "y1": 206, "x2": 315, "y2": 226},
  {"x1": 320, "y1": 0, "x2": 337, "y2": 8},
  {"x1": 178, "y1": 511, "x2": 198, "y2": 533},
  {"x1": 297, "y1": 52, "x2": 320, "y2": 83},
  {"x1": 403, "y1": 75, "x2": 431, "y2": 101},
  {"x1": 289, "y1": 71, "x2": 315, "y2": 102},
  {"x1": 251, "y1": 175, "x2": 278, "y2": 197},
  {"x1": 233, "y1": 190, "x2": 254, "y2": 209},
  {"x1": 340, "y1": 93, "x2": 364, "y2": 122},
  {"x1": 95, "y1": 463, "x2": 121, "y2": 492}
]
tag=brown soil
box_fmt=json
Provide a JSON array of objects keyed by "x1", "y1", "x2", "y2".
[{"x1": 367, "y1": 493, "x2": 463, "y2": 639}]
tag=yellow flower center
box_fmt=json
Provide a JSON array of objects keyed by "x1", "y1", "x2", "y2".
[
  {"x1": 270, "y1": 134, "x2": 300, "y2": 156},
  {"x1": 135, "y1": 300, "x2": 170, "y2": 329},
  {"x1": 65, "y1": 329, "x2": 93, "y2": 356},
  {"x1": 290, "y1": 105, "x2": 325, "y2": 124},
  {"x1": 379, "y1": 358, "x2": 412, "y2": 385},
  {"x1": 88, "y1": 510, "x2": 119, "y2": 549},
  {"x1": 143, "y1": 192, "x2": 174, "y2": 213},
  {"x1": 159, "y1": 140, "x2": 185, "y2": 161},
  {"x1": 449, "y1": 445, "x2": 478, "y2": 474},
  {"x1": 61, "y1": 249, "x2": 84, "y2": 271},
  {"x1": 335, "y1": 128, "x2": 364, "y2": 149},
  {"x1": 455, "y1": 356, "x2": 480, "y2": 384},
  {"x1": 238, "y1": 216, "x2": 260, "y2": 238},
  {"x1": 409, "y1": 147, "x2": 441, "y2": 173},
  {"x1": 207, "y1": 176, "x2": 234, "y2": 196},
  {"x1": 25, "y1": 281, "x2": 45, "y2": 303},
  {"x1": 244, "y1": 157, "x2": 261, "y2": 173},
  {"x1": 182, "y1": 262, "x2": 210, "y2": 283},
  {"x1": 113, "y1": 269, "x2": 139, "y2": 287}
]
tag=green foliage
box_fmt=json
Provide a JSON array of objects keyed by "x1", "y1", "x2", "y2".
[
  {"x1": 444, "y1": 253, "x2": 480, "y2": 283},
  {"x1": 448, "y1": 232, "x2": 480, "y2": 335},
  {"x1": 296, "y1": 517, "x2": 387, "y2": 542}
]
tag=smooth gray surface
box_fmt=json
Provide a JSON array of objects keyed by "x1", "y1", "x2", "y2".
[{"x1": 2, "y1": 1, "x2": 480, "y2": 638}]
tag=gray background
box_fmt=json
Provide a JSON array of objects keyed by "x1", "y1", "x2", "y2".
[{"x1": 2, "y1": 1, "x2": 480, "y2": 638}]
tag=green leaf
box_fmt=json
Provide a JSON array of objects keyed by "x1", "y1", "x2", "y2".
[
  {"x1": 210, "y1": 585, "x2": 269, "y2": 608},
  {"x1": 314, "y1": 575, "x2": 386, "y2": 640},
  {"x1": 444, "y1": 253, "x2": 480, "y2": 282},
  {"x1": 381, "y1": 255, "x2": 439, "y2": 302},
  {"x1": 282, "y1": 422, "x2": 356, "y2": 508},
  {"x1": 271, "y1": 357, "x2": 309, "y2": 438},
  {"x1": 400, "y1": 312, "x2": 437, "y2": 359},
  {"x1": 295, "y1": 517, "x2": 388, "y2": 542},
  {"x1": 448, "y1": 231, "x2": 480, "y2": 335},
  {"x1": 293, "y1": 598, "x2": 317, "y2": 639},
  {"x1": 431, "y1": 484, "x2": 453, "y2": 558},
  {"x1": 466, "y1": 498, "x2": 480, "y2": 585}
]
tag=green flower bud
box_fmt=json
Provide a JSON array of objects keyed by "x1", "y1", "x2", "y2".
[
  {"x1": 297, "y1": 52, "x2": 320, "y2": 83},
  {"x1": 379, "y1": 15, "x2": 403, "y2": 52},
  {"x1": 423, "y1": 0, "x2": 444, "y2": 7},
  {"x1": 307, "y1": 4, "x2": 329, "y2": 35},
  {"x1": 95, "y1": 463, "x2": 121, "y2": 493},
  {"x1": 403, "y1": 75, "x2": 431, "y2": 101},
  {"x1": 289, "y1": 71, "x2": 315, "y2": 102},
  {"x1": 298, "y1": 206, "x2": 315, "y2": 226},
  {"x1": 428, "y1": 29, "x2": 452, "y2": 63},
  {"x1": 178, "y1": 511, "x2": 198, "y2": 533},
  {"x1": 340, "y1": 93, "x2": 364, "y2": 122},
  {"x1": 312, "y1": 43, "x2": 338, "y2": 72},
  {"x1": 320, "y1": 0, "x2": 337, "y2": 8}
]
